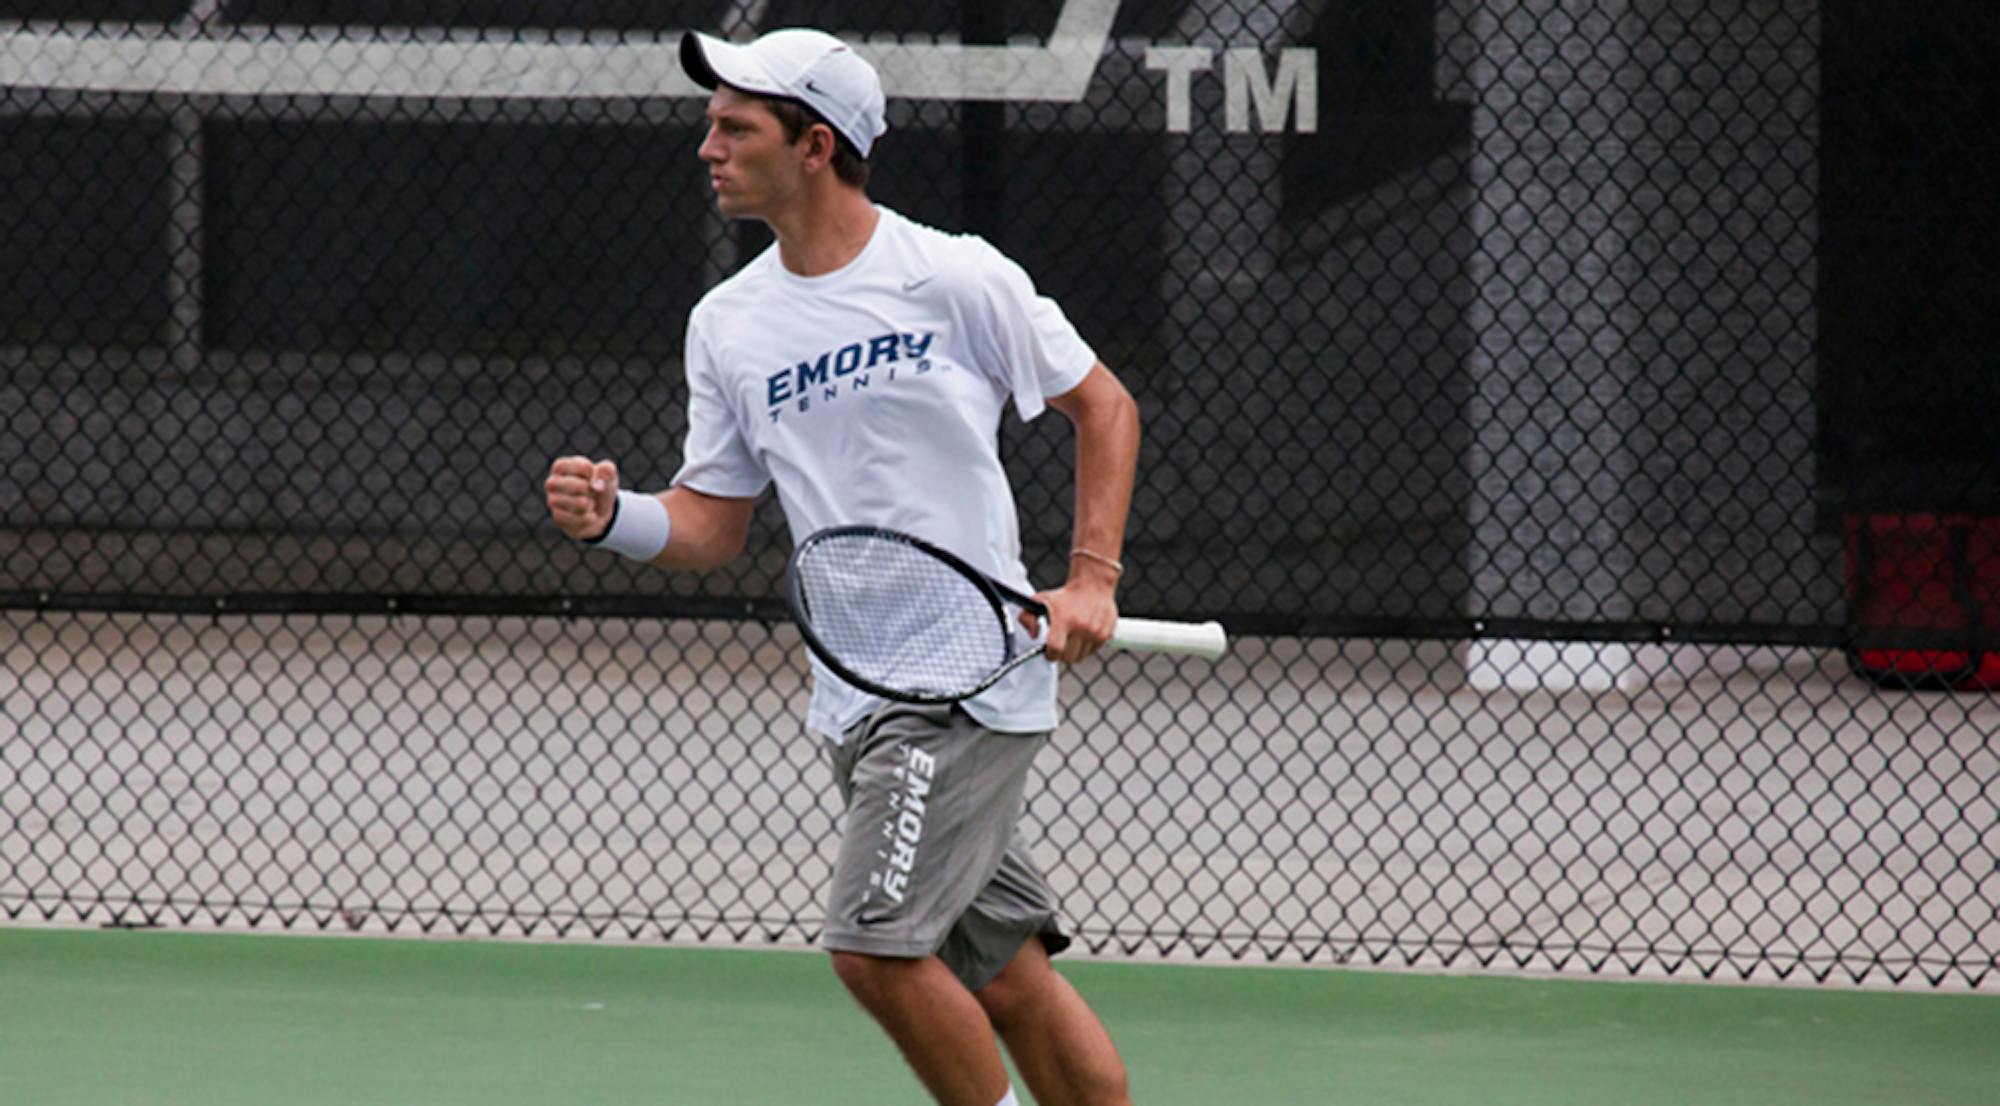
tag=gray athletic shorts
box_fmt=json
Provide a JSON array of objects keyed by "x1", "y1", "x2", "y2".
[{"x1": 821, "y1": 703, "x2": 1072, "y2": 991}]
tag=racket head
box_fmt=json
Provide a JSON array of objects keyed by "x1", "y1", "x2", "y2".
[{"x1": 786, "y1": 526, "x2": 1041, "y2": 704}]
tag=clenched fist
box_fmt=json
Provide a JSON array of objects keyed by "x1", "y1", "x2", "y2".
[{"x1": 546, "y1": 456, "x2": 620, "y2": 541}]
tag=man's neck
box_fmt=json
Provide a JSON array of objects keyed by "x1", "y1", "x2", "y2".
[{"x1": 770, "y1": 189, "x2": 880, "y2": 278}]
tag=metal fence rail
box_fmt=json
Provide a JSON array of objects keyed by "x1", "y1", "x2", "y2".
[{"x1": 4, "y1": 1, "x2": 1997, "y2": 988}]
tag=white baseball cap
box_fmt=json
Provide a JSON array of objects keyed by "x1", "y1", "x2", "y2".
[{"x1": 680, "y1": 28, "x2": 889, "y2": 158}]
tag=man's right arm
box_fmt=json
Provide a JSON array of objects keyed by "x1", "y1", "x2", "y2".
[{"x1": 545, "y1": 455, "x2": 756, "y2": 571}]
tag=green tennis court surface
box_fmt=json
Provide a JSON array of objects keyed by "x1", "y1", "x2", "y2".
[{"x1": 2, "y1": 927, "x2": 1992, "y2": 1105}]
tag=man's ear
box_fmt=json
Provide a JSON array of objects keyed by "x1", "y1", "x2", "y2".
[{"x1": 801, "y1": 123, "x2": 838, "y2": 173}]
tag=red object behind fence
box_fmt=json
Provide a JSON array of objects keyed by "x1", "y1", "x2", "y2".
[{"x1": 1844, "y1": 513, "x2": 2000, "y2": 690}]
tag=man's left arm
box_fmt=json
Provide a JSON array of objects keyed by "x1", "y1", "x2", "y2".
[{"x1": 1038, "y1": 361, "x2": 1141, "y2": 664}]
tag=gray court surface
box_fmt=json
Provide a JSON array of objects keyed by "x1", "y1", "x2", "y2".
[{"x1": 3, "y1": 610, "x2": 1995, "y2": 989}]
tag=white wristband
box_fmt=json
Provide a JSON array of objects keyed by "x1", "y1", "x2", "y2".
[{"x1": 584, "y1": 490, "x2": 672, "y2": 561}]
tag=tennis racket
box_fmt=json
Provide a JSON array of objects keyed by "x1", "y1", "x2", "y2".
[{"x1": 785, "y1": 525, "x2": 1228, "y2": 705}]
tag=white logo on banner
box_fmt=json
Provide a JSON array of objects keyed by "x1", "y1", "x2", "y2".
[{"x1": 0, "y1": 0, "x2": 1318, "y2": 133}]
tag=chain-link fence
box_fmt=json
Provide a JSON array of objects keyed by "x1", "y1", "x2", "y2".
[{"x1": 4, "y1": 1, "x2": 1997, "y2": 988}]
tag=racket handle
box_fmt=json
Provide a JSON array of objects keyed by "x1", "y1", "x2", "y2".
[{"x1": 1109, "y1": 618, "x2": 1229, "y2": 659}]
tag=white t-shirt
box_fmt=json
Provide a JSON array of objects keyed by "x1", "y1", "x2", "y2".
[{"x1": 673, "y1": 206, "x2": 1098, "y2": 741}]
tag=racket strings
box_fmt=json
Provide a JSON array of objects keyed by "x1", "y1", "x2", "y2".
[{"x1": 793, "y1": 535, "x2": 1013, "y2": 698}]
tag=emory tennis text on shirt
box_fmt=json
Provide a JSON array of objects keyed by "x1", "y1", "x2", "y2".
[{"x1": 765, "y1": 330, "x2": 939, "y2": 421}]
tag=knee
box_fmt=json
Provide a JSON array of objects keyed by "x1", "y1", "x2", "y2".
[
  {"x1": 972, "y1": 952, "x2": 1048, "y2": 1031},
  {"x1": 829, "y1": 950, "x2": 883, "y2": 1001},
  {"x1": 829, "y1": 949, "x2": 920, "y2": 1012},
  {"x1": 973, "y1": 978, "x2": 1028, "y2": 1032}
]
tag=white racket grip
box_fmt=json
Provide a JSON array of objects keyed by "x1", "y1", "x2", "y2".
[{"x1": 1108, "y1": 618, "x2": 1228, "y2": 659}]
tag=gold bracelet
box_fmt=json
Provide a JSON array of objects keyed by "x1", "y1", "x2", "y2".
[{"x1": 1070, "y1": 547, "x2": 1125, "y2": 575}]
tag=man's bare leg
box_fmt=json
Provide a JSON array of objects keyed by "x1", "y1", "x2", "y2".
[
  {"x1": 830, "y1": 950, "x2": 1012, "y2": 1106},
  {"x1": 975, "y1": 939, "x2": 1134, "y2": 1106}
]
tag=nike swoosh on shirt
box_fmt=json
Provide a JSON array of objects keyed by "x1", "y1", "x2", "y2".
[{"x1": 902, "y1": 275, "x2": 937, "y2": 293}]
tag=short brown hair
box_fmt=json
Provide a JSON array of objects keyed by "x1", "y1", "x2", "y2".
[{"x1": 762, "y1": 96, "x2": 871, "y2": 188}]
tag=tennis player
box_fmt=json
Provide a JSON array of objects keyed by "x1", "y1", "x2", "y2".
[{"x1": 544, "y1": 27, "x2": 1141, "y2": 1106}]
